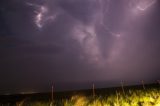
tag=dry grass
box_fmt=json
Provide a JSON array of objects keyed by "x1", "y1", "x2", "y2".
[{"x1": 1, "y1": 87, "x2": 160, "y2": 106}]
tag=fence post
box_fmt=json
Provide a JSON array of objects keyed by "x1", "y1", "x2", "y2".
[
  {"x1": 120, "y1": 81, "x2": 125, "y2": 95},
  {"x1": 50, "y1": 85, "x2": 54, "y2": 106},
  {"x1": 141, "y1": 80, "x2": 145, "y2": 90},
  {"x1": 92, "y1": 83, "x2": 95, "y2": 98}
]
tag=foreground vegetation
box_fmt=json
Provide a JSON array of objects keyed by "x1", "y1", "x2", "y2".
[
  {"x1": 63, "y1": 89, "x2": 160, "y2": 106},
  {"x1": 0, "y1": 85, "x2": 160, "y2": 106}
]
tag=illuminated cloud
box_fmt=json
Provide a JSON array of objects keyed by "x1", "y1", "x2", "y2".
[
  {"x1": 35, "y1": 5, "x2": 48, "y2": 28},
  {"x1": 27, "y1": 0, "x2": 158, "y2": 68},
  {"x1": 136, "y1": 0, "x2": 157, "y2": 11},
  {"x1": 26, "y1": 2, "x2": 58, "y2": 29},
  {"x1": 72, "y1": 23, "x2": 102, "y2": 64},
  {"x1": 129, "y1": 0, "x2": 157, "y2": 14}
]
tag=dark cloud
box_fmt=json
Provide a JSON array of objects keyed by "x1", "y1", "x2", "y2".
[
  {"x1": 0, "y1": 0, "x2": 160, "y2": 93},
  {"x1": 59, "y1": 0, "x2": 99, "y2": 24}
]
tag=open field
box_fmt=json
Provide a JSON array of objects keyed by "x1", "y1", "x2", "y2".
[{"x1": 0, "y1": 83, "x2": 159, "y2": 106}]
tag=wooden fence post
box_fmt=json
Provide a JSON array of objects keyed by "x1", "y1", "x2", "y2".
[
  {"x1": 141, "y1": 80, "x2": 145, "y2": 90},
  {"x1": 92, "y1": 83, "x2": 95, "y2": 98},
  {"x1": 120, "y1": 81, "x2": 125, "y2": 95}
]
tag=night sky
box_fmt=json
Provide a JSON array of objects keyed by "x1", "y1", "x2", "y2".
[{"x1": 0, "y1": 0, "x2": 160, "y2": 94}]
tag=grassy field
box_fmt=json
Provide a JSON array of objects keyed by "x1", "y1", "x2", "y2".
[{"x1": 0, "y1": 84, "x2": 159, "y2": 106}]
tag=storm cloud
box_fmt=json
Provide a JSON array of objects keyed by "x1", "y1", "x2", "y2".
[{"x1": 0, "y1": 0, "x2": 160, "y2": 93}]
